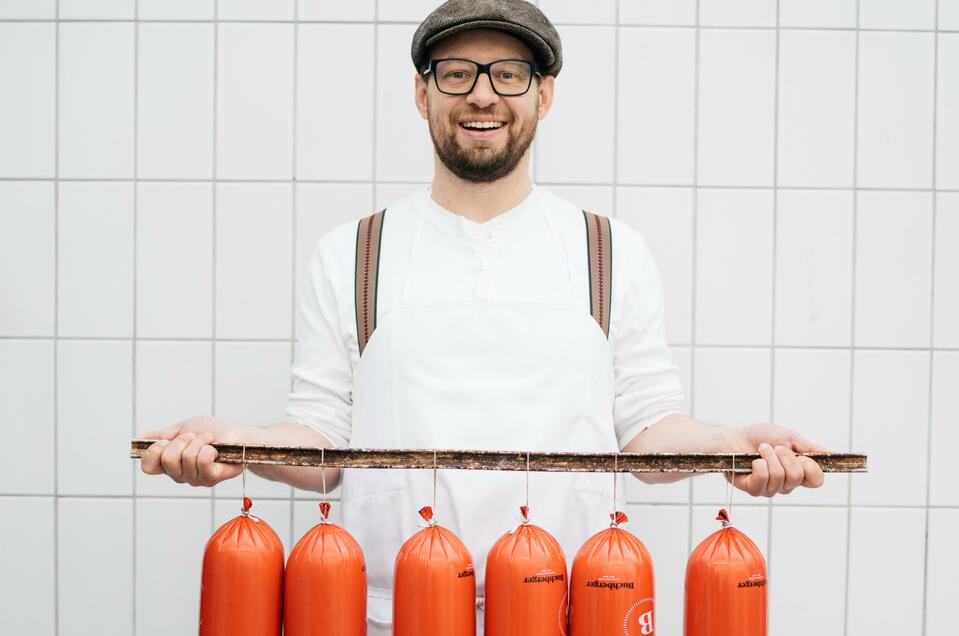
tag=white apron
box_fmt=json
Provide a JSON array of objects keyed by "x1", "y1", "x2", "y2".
[{"x1": 342, "y1": 213, "x2": 626, "y2": 635}]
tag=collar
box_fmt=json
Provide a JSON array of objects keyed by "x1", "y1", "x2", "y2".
[{"x1": 418, "y1": 184, "x2": 543, "y2": 243}]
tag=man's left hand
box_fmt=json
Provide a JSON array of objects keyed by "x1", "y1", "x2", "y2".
[{"x1": 719, "y1": 423, "x2": 829, "y2": 497}]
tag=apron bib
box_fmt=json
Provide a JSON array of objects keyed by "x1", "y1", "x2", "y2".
[{"x1": 343, "y1": 207, "x2": 625, "y2": 634}]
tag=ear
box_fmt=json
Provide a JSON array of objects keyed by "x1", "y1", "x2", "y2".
[
  {"x1": 535, "y1": 74, "x2": 555, "y2": 121},
  {"x1": 415, "y1": 72, "x2": 430, "y2": 120}
]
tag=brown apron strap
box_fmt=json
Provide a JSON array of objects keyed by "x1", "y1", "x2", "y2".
[
  {"x1": 354, "y1": 209, "x2": 386, "y2": 356},
  {"x1": 583, "y1": 210, "x2": 612, "y2": 338}
]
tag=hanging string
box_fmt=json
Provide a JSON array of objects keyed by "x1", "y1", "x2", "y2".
[
  {"x1": 320, "y1": 447, "x2": 327, "y2": 495},
  {"x1": 721, "y1": 451, "x2": 736, "y2": 527},
  {"x1": 525, "y1": 451, "x2": 530, "y2": 511},
  {"x1": 612, "y1": 452, "x2": 619, "y2": 523},
  {"x1": 240, "y1": 444, "x2": 249, "y2": 516},
  {"x1": 432, "y1": 449, "x2": 438, "y2": 515}
]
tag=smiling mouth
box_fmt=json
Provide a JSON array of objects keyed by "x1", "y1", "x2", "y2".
[{"x1": 459, "y1": 120, "x2": 506, "y2": 132}]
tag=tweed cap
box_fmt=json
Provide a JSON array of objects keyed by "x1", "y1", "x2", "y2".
[{"x1": 411, "y1": 0, "x2": 563, "y2": 77}]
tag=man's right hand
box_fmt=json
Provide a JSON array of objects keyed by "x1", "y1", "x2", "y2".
[{"x1": 140, "y1": 416, "x2": 256, "y2": 488}]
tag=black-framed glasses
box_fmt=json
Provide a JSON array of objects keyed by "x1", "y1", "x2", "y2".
[{"x1": 423, "y1": 58, "x2": 540, "y2": 96}]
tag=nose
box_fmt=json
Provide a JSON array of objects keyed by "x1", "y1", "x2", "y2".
[{"x1": 465, "y1": 71, "x2": 499, "y2": 108}]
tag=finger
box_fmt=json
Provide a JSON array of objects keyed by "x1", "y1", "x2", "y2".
[
  {"x1": 760, "y1": 443, "x2": 785, "y2": 497},
  {"x1": 799, "y1": 455, "x2": 825, "y2": 488},
  {"x1": 140, "y1": 440, "x2": 170, "y2": 475},
  {"x1": 777, "y1": 445, "x2": 805, "y2": 494},
  {"x1": 197, "y1": 445, "x2": 242, "y2": 487},
  {"x1": 733, "y1": 457, "x2": 768, "y2": 497},
  {"x1": 180, "y1": 434, "x2": 211, "y2": 486},
  {"x1": 140, "y1": 424, "x2": 182, "y2": 441},
  {"x1": 160, "y1": 433, "x2": 195, "y2": 483}
]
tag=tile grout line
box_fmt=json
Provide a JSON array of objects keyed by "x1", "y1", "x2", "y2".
[
  {"x1": 920, "y1": 3, "x2": 940, "y2": 634},
  {"x1": 372, "y1": 1, "x2": 379, "y2": 211},
  {"x1": 612, "y1": 1, "x2": 619, "y2": 221},
  {"x1": 53, "y1": 1, "x2": 60, "y2": 633},
  {"x1": 289, "y1": 0, "x2": 298, "y2": 547},
  {"x1": 3, "y1": 17, "x2": 959, "y2": 34},
  {"x1": 5, "y1": 176, "x2": 959, "y2": 194},
  {"x1": 687, "y1": 0, "x2": 701, "y2": 556},
  {"x1": 843, "y1": 2, "x2": 861, "y2": 634},
  {"x1": 210, "y1": 0, "x2": 218, "y2": 535},
  {"x1": 131, "y1": 1, "x2": 139, "y2": 632},
  {"x1": 765, "y1": 0, "x2": 781, "y2": 615}
]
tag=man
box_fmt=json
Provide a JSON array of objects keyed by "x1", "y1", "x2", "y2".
[{"x1": 142, "y1": 0, "x2": 828, "y2": 632}]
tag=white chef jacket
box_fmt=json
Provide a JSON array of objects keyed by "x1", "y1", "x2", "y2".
[{"x1": 285, "y1": 184, "x2": 685, "y2": 451}]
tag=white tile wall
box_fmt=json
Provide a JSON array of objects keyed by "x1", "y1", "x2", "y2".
[
  {"x1": 536, "y1": 25, "x2": 616, "y2": 184},
  {"x1": 851, "y1": 350, "x2": 929, "y2": 506},
  {"x1": 929, "y1": 352, "x2": 959, "y2": 507},
  {"x1": 624, "y1": 504, "x2": 689, "y2": 636},
  {"x1": 700, "y1": 0, "x2": 776, "y2": 27},
  {"x1": 780, "y1": 0, "x2": 856, "y2": 28},
  {"x1": 935, "y1": 194, "x2": 959, "y2": 348},
  {"x1": 939, "y1": 35, "x2": 959, "y2": 190},
  {"x1": 697, "y1": 29, "x2": 776, "y2": 186},
  {"x1": 859, "y1": 0, "x2": 937, "y2": 31},
  {"x1": 137, "y1": 23, "x2": 214, "y2": 180},
  {"x1": 58, "y1": 498, "x2": 133, "y2": 636},
  {"x1": 0, "y1": 497, "x2": 55, "y2": 636},
  {"x1": 59, "y1": 0, "x2": 133, "y2": 20},
  {"x1": 0, "y1": 340, "x2": 55, "y2": 494},
  {"x1": 57, "y1": 182, "x2": 135, "y2": 337},
  {"x1": 0, "y1": 0, "x2": 55, "y2": 19},
  {"x1": 297, "y1": 24, "x2": 375, "y2": 181},
  {"x1": 847, "y1": 507, "x2": 926, "y2": 634},
  {"x1": 297, "y1": 0, "x2": 375, "y2": 22},
  {"x1": 218, "y1": 0, "x2": 294, "y2": 21},
  {"x1": 854, "y1": 191, "x2": 933, "y2": 348},
  {"x1": 777, "y1": 30, "x2": 856, "y2": 188},
  {"x1": 0, "y1": 23, "x2": 55, "y2": 178},
  {"x1": 617, "y1": 27, "x2": 696, "y2": 185},
  {"x1": 138, "y1": 0, "x2": 213, "y2": 20},
  {"x1": 769, "y1": 506, "x2": 847, "y2": 636},
  {"x1": 58, "y1": 23, "x2": 135, "y2": 179},
  {"x1": 619, "y1": 0, "x2": 696, "y2": 26},
  {"x1": 57, "y1": 340, "x2": 133, "y2": 496},
  {"x1": 135, "y1": 499, "x2": 210, "y2": 636},
  {"x1": 695, "y1": 189, "x2": 774, "y2": 345},
  {"x1": 215, "y1": 183, "x2": 293, "y2": 339},
  {"x1": 775, "y1": 190, "x2": 854, "y2": 346},
  {"x1": 0, "y1": 182, "x2": 55, "y2": 336},
  {"x1": 926, "y1": 509, "x2": 959, "y2": 633},
  {"x1": 2, "y1": 3, "x2": 951, "y2": 634},
  {"x1": 943, "y1": 0, "x2": 959, "y2": 31},
  {"x1": 216, "y1": 24, "x2": 294, "y2": 180},
  {"x1": 616, "y1": 186, "x2": 694, "y2": 345},
  {"x1": 857, "y1": 32, "x2": 935, "y2": 189},
  {"x1": 136, "y1": 183, "x2": 213, "y2": 338}
]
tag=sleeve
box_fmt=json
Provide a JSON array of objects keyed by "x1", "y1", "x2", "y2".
[
  {"x1": 609, "y1": 218, "x2": 687, "y2": 450},
  {"x1": 283, "y1": 233, "x2": 354, "y2": 448}
]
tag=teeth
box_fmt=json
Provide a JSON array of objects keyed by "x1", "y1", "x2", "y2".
[{"x1": 462, "y1": 121, "x2": 503, "y2": 129}]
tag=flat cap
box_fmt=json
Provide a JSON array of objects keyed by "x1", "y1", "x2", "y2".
[{"x1": 411, "y1": 0, "x2": 563, "y2": 77}]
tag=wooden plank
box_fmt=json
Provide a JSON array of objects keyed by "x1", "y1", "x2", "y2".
[{"x1": 130, "y1": 439, "x2": 867, "y2": 473}]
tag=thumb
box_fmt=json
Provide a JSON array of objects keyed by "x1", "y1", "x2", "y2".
[
  {"x1": 791, "y1": 434, "x2": 831, "y2": 454},
  {"x1": 140, "y1": 424, "x2": 182, "y2": 441}
]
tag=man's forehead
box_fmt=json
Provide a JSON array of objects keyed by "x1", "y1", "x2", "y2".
[{"x1": 429, "y1": 28, "x2": 535, "y2": 61}]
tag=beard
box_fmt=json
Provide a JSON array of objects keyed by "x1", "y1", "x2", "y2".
[{"x1": 427, "y1": 105, "x2": 538, "y2": 184}]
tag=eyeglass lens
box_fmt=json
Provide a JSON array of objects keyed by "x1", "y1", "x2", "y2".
[{"x1": 434, "y1": 60, "x2": 533, "y2": 96}]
